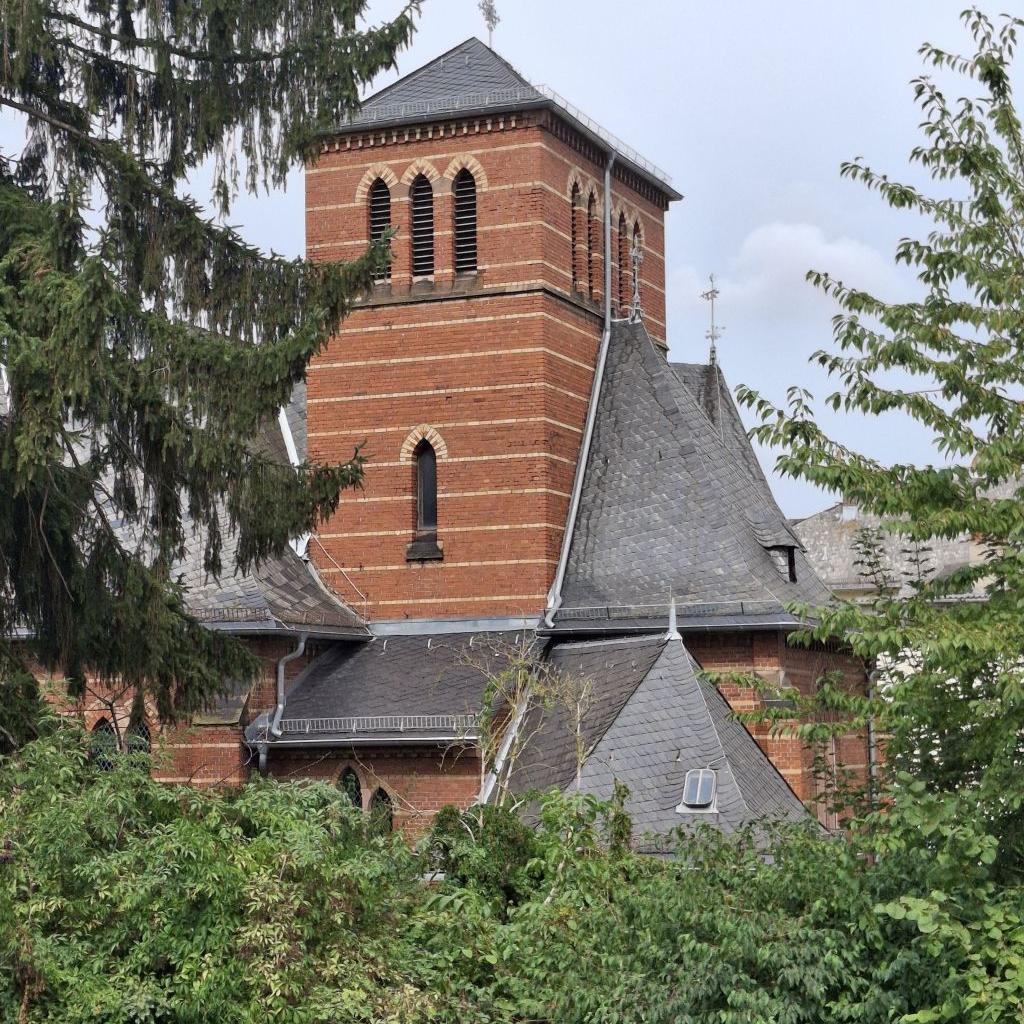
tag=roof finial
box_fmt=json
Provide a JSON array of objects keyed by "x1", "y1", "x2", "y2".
[
  {"x1": 628, "y1": 234, "x2": 644, "y2": 323},
  {"x1": 665, "y1": 595, "x2": 681, "y2": 641},
  {"x1": 701, "y1": 274, "x2": 724, "y2": 367},
  {"x1": 478, "y1": 0, "x2": 500, "y2": 47}
]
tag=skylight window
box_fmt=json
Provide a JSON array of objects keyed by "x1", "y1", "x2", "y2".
[{"x1": 677, "y1": 768, "x2": 717, "y2": 811}]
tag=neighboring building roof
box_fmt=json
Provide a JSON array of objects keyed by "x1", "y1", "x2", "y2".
[
  {"x1": 551, "y1": 320, "x2": 832, "y2": 632},
  {"x1": 510, "y1": 635, "x2": 808, "y2": 837},
  {"x1": 792, "y1": 501, "x2": 979, "y2": 599},
  {"x1": 339, "y1": 37, "x2": 680, "y2": 202},
  {"x1": 249, "y1": 631, "x2": 530, "y2": 747}
]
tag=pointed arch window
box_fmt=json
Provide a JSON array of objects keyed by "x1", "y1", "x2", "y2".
[
  {"x1": 586, "y1": 191, "x2": 598, "y2": 300},
  {"x1": 617, "y1": 212, "x2": 628, "y2": 313},
  {"x1": 339, "y1": 767, "x2": 362, "y2": 808},
  {"x1": 410, "y1": 174, "x2": 435, "y2": 277},
  {"x1": 369, "y1": 787, "x2": 394, "y2": 834},
  {"x1": 452, "y1": 168, "x2": 478, "y2": 273},
  {"x1": 570, "y1": 182, "x2": 581, "y2": 292},
  {"x1": 407, "y1": 438, "x2": 443, "y2": 561},
  {"x1": 91, "y1": 719, "x2": 117, "y2": 771},
  {"x1": 367, "y1": 178, "x2": 392, "y2": 283},
  {"x1": 126, "y1": 720, "x2": 151, "y2": 756},
  {"x1": 630, "y1": 220, "x2": 643, "y2": 310}
]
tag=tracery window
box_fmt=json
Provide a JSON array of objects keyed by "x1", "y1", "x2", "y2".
[{"x1": 91, "y1": 718, "x2": 117, "y2": 771}]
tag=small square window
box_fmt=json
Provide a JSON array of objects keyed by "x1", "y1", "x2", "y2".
[{"x1": 677, "y1": 768, "x2": 717, "y2": 812}]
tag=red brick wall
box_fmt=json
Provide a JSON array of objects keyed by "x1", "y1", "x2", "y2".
[
  {"x1": 305, "y1": 111, "x2": 669, "y2": 622},
  {"x1": 266, "y1": 746, "x2": 481, "y2": 837},
  {"x1": 687, "y1": 631, "x2": 871, "y2": 825}
]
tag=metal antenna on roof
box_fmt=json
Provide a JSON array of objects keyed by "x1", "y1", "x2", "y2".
[
  {"x1": 701, "y1": 274, "x2": 725, "y2": 437},
  {"x1": 701, "y1": 274, "x2": 724, "y2": 368},
  {"x1": 478, "y1": 0, "x2": 500, "y2": 47}
]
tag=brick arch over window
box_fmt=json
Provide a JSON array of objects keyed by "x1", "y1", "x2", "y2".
[
  {"x1": 399, "y1": 158, "x2": 442, "y2": 193},
  {"x1": 442, "y1": 154, "x2": 489, "y2": 190},
  {"x1": 354, "y1": 163, "x2": 399, "y2": 203},
  {"x1": 399, "y1": 424, "x2": 448, "y2": 463}
]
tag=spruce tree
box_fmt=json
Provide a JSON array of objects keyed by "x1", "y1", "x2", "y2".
[{"x1": 0, "y1": 1, "x2": 418, "y2": 728}]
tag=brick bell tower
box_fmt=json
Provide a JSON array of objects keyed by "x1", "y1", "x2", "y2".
[{"x1": 305, "y1": 38, "x2": 680, "y2": 625}]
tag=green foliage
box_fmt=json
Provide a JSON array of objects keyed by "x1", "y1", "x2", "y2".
[
  {"x1": 5, "y1": 730, "x2": 1023, "y2": 1022},
  {"x1": 737, "y1": 7, "x2": 1024, "y2": 878},
  {"x1": 0, "y1": 0, "x2": 418, "y2": 722}
]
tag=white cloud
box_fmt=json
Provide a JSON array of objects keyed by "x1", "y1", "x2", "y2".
[{"x1": 668, "y1": 221, "x2": 912, "y2": 327}]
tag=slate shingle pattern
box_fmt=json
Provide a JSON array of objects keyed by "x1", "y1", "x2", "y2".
[
  {"x1": 257, "y1": 631, "x2": 529, "y2": 744},
  {"x1": 554, "y1": 321, "x2": 832, "y2": 629},
  {"x1": 346, "y1": 38, "x2": 542, "y2": 130},
  {"x1": 512, "y1": 636, "x2": 807, "y2": 835}
]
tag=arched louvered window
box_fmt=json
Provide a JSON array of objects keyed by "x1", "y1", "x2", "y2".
[
  {"x1": 586, "y1": 192, "x2": 597, "y2": 300},
  {"x1": 339, "y1": 766, "x2": 362, "y2": 808},
  {"x1": 617, "y1": 212, "x2": 628, "y2": 313},
  {"x1": 570, "y1": 182, "x2": 581, "y2": 292},
  {"x1": 415, "y1": 439, "x2": 438, "y2": 538},
  {"x1": 369, "y1": 787, "x2": 394, "y2": 834},
  {"x1": 367, "y1": 178, "x2": 392, "y2": 283},
  {"x1": 410, "y1": 174, "x2": 435, "y2": 277},
  {"x1": 91, "y1": 718, "x2": 117, "y2": 771},
  {"x1": 452, "y1": 168, "x2": 478, "y2": 273}
]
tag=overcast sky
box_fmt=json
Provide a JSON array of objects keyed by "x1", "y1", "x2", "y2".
[{"x1": 2, "y1": 1, "x2": 992, "y2": 516}]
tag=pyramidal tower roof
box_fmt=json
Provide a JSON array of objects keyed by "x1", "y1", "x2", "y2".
[
  {"x1": 339, "y1": 37, "x2": 680, "y2": 200},
  {"x1": 551, "y1": 320, "x2": 833, "y2": 632}
]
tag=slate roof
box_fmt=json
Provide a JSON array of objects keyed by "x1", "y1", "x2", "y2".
[
  {"x1": 510, "y1": 636, "x2": 808, "y2": 837},
  {"x1": 250, "y1": 631, "x2": 531, "y2": 746},
  {"x1": 551, "y1": 320, "x2": 832, "y2": 631},
  {"x1": 341, "y1": 38, "x2": 680, "y2": 201},
  {"x1": 175, "y1": 402, "x2": 365, "y2": 638}
]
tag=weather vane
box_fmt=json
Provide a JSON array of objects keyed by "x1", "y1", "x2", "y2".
[
  {"x1": 701, "y1": 274, "x2": 724, "y2": 366},
  {"x1": 478, "y1": 0, "x2": 500, "y2": 47},
  {"x1": 629, "y1": 235, "x2": 644, "y2": 323}
]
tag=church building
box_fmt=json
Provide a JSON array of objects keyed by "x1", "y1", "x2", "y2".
[{"x1": 82, "y1": 39, "x2": 871, "y2": 836}]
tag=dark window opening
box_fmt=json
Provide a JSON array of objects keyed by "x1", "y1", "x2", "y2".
[
  {"x1": 679, "y1": 768, "x2": 717, "y2": 811},
  {"x1": 369, "y1": 787, "x2": 394, "y2": 834},
  {"x1": 570, "y1": 183, "x2": 581, "y2": 292},
  {"x1": 91, "y1": 719, "x2": 117, "y2": 771},
  {"x1": 452, "y1": 169, "x2": 478, "y2": 273},
  {"x1": 617, "y1": 212, "x2": 628, "y2": 313},
  {"x1": 768, "y1": 546, "x2": 798, "y2": 583},
  {"x1": 410, "y1": 174, "x2": 435, "y2": 277},
  {"x1": 630, "y1": 221, "x2": 643, "y2": 310},
  {"x1": 340, "y1": 767, "x2": 362, "y2": 808},
  {"x1": 586, "y1": 192, "x2": 597, "y2": 300},
  {"x1": 407, "y1": 438, "x2": 442, "y2": 561},
  {"x1": 368, "y1": 178, "x2": 392, "y2": 283}
]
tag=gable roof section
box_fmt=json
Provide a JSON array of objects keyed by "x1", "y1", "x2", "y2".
[
  {"x1": 552, "y1": 321, "x2": 832, "y2": 631},
  {"x1": 510, "y1": 635, "x2": 807, "y2": 836}
]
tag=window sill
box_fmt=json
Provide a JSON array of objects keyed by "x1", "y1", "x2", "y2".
[{"x1": 406, "y1": 537, "x2": 443, "y2": 562}]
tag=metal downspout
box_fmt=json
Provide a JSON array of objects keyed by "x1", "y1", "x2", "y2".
[
  {"x1": 269, "y1": 634, "x2": 308, "y2": 737},
  {"x1": 544, "y1": 151, "x2": 616, "y2": 627}
]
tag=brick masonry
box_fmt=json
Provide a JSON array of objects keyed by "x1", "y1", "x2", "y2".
[{"x1": 306, "y1": 111, "x2": 669, "y2": 622}]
